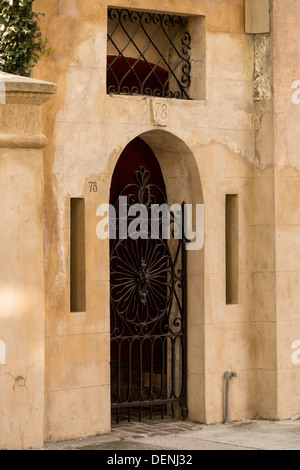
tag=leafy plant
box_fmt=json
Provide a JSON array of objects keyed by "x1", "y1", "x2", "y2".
[{"x1": 0, "y1": 0, "x2": 48, "y2": 77}]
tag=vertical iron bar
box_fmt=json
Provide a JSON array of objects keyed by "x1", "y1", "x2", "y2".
[
  {"x1": 150, "y1": 338, "x2": 154, "y2": 400},
  {"x1": 181, "y1": 202, "x2": 188, "y2": 419},
  {"x1": 128, "y1": 340, "x2": 132, "y2": 402},
  {"x1": 181, "y1": 337, "x2": 184, "y2": 398},
  {"x1": 139, "y1": 339, "x2": 143, "y2": 401},
  {"x1": 117, "y1": 341, "x2": 121, "y2": 405},
  {"x1": 161, "y1": 337, "x2": 165, "y2": 399},
  {"x1": 172, "y1": 338, "x2": 175, "y2": 398}
]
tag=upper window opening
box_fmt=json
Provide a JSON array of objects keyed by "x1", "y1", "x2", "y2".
[{"x1": 107, "y1": 8, "x2": 193, "y2": 100}]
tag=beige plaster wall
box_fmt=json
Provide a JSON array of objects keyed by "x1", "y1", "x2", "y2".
[
  {"x1": 272, "y1": 0, "x2": 300, "y2": 420},
  {"x1": 32, "y1": 0, "x2": 263, "y2": 439},
  {"x1": 0, "y1": 74, "x2": 56, "y2": 449}
]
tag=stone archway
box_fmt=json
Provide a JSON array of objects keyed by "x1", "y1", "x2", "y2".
[{"x1": 109, "y1": 129, "x2": 205, "y2": 424}]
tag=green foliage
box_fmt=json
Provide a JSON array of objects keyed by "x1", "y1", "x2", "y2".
[{"x1": 0, "y1": 0, "x2": 48, "y2": 77}]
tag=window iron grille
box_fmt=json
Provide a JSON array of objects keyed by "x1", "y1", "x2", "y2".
[{"x1": 107, "y1": 8, "x2": 192, "y2": 100}]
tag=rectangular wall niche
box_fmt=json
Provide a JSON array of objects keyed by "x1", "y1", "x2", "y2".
[
  {"x1": 70, "y1": 198, "x2": 86, "y2": 313},
  {"x1": 226, "y1": 195, "x2": 239, "y2": 305},
  {"x1": 107, "y1": 8, "x2": 206, "y2": 100}
]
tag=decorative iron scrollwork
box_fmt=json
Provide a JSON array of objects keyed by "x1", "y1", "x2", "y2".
[
  {"x1": 107, "y1": 8, "x2": 192, "y2": 100},
  {"x1": 110, "y1": 228, "x2": 176, "y2": 337},
  {"x1": 136, "y1": 259, "x2": 150, "y2": 305},
  {"x1": 110, "y1": 164, "x2": 187, "y2": 422}
]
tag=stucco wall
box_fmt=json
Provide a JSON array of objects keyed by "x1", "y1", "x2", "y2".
[
  {"x1": 22, "y1": 0, "x2": 300, "y2": 445},
  {"x1": 272, "y1": 0, "x2": 300, "y2": 420},
  {"x1": 7, "y1": 0, "x2": 300, "y2": 450},
  {"x1": 0, "y1": 73, "x2": 56, "y2": 450},
  {"x1": 31, "y1": 0, "x2": 260, "y2": 440},
  {"x1": 1, "y1": 0, "x2": 299, "y2": 450}
]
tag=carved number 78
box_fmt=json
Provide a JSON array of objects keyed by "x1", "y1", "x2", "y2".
[
  {"x1": 155, "y1": 103, "x2": 168, "y2": 120},
  {"x1": 89, "y1": 181, "x2": 98, "y2": 193}
]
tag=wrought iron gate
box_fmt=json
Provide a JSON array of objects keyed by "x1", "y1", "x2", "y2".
[{"x1": 110, "y1": 165, "x2": 187, "y2": 422}]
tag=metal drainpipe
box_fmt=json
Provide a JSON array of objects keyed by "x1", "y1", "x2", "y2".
[{"x1": 224, "y1": 371, "x2": 237, "y2": 423}]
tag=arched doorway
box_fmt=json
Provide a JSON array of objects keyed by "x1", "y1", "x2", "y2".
[{"x1": 110, "y1": 137, "x2": 187, "y2": 422}]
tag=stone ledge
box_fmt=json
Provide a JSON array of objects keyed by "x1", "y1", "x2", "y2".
[
  {"x1": 0, "y1": 71, "x2": 56, "y2": 105},
  {"x1": 0, "y1": 133, "x2": 48, "y2": 149}
]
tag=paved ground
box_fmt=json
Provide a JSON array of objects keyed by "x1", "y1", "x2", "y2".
[{"x1": 41, "y1": 417, "x2": 300, "y2": 451}]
